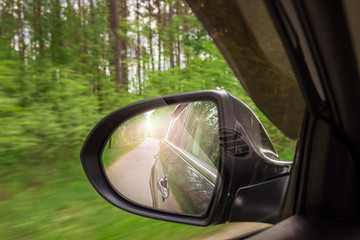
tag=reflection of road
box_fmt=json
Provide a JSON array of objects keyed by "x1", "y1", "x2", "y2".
[{"x1": 106, "y1": 137, "x2": 159, "y2": 207}]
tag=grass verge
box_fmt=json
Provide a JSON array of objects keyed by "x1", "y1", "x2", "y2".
[{"x1": 0, "y1": 159, "x2": 227, "y2": 240}]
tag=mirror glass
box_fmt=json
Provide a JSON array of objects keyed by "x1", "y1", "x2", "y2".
[{"x1": 102, "y1": 101, "x2": 220, "y2": 215}]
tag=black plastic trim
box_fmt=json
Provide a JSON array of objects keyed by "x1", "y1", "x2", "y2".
[{"x1": 229, "y1": 175, "x2": 290, "y2": 224}]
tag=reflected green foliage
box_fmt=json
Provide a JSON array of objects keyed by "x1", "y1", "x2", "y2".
[
  {"x1": 102, "y1": 107, "x2": 174, "y2": 168},
  {"x1": 1, "y1": 0, "x2": 296, "y2": 239},
  {"x1": 158, "y1": 102, "x2": 219, "y2": 215},
  {"x1": 103, "y1": 138, "x2": 144, "y2": 169},
  {"x1": 182, "y1": 102, "x2": 219, "y2": 168}
]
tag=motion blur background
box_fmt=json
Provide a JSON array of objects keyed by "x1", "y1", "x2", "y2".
[{"x1": 0, "y1": 0, "x2": 295, "y2": 239}]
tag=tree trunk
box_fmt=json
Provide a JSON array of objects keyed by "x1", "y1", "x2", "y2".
[
  {"x1": 148, "y1": 0, "x2": 154, "y2": 71},
  {"x1": 82, "y1": 0, "x2": 87, "y2": 61},
  {"x1": 183, "y1": 4, "x2": 190, "y2": 66},
  {"x1": 0, "y1": 1, "x2": 5, "y2": 37},
  {"x1": 135, "y1": 0, "x2": 142, "y2": 95},
  {"x1": 168, "y1": 1, "x2": 174, "y2": 68},
  {"x1": 16, "y1": 0, "x2": 25, "y2": 58},
  {"x1": 119, "y1": 0, "x2": 128, "y2": 89},
  {"x1": 156, "y1": 0, "x2": 162, "y2": 71},
  {"x1": 33, "y1": 0, "x2": 44, "y2": 53},
  {"x1": 175, "y1": 0, "x2": 181, "y2": 67},
  {"x1": 89, "y1": 0, "x2": 96, "y2": 25},
  {"x1": 108, "y1": 0, "x2": 121, "y2": 84}
]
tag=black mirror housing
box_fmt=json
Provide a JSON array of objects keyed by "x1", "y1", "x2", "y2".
[{"x1": 81, "y1": 90, "x2": 291, "y2": 226}]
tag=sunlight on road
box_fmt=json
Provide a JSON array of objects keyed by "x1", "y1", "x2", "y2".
[{"x1": 106, "y1": 137, "x2": 160, "y2": 207}]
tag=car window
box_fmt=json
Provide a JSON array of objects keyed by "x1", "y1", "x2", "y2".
[
  {"x1": 2, "y1": 0, "x2": 303, "y2": 238},
  {"x1": 187, "y1": 0, "x2": 305, "y2": 140},
  {"x1": 181, "y1": 102, "x2": 219, "y2": 168},
  {"x1": 167, "y1": 105, "x2": 189, "y2": 146}
]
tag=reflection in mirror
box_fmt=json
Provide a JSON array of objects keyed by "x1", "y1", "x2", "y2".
[{"x1": 102, "y1": 101, "x2": 220, "y2": 216}]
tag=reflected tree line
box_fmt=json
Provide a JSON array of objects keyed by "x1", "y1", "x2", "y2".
[{"x1": 103, "y1": 106, "x2": 172, "y2": 167}]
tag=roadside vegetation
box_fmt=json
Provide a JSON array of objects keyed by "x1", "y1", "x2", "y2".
[
  {"x1": 0, "y1": 0, "x2": 296, "y2": 239},
  {"x1": 102, "y1": 114, "x2": 147, "y2": 168}
]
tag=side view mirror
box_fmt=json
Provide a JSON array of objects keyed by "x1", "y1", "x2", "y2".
[{"x1": 81, "y1": 90, "x2": 291, "y2": 226}]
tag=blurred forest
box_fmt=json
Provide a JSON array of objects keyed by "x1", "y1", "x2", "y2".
[{"x1": 0, "y1": 0, "x2": 295, "y2": 239}]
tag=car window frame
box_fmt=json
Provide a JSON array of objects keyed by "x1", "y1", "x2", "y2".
[{"x1": 164, "y1": 102, "x2": 220, "y2": 184}]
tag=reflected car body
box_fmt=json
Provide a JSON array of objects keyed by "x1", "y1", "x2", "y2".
[{"x1": 150, "y1": 102, "x2": 219, "y2": 215}]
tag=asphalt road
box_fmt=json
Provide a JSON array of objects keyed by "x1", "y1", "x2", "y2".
[{"x1": 105, "y1": 137, "x2": 160, "y2": 207}]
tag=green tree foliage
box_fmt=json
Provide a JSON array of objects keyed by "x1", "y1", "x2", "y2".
[{"x1": 0, "y1": 0, "x2": 295, "y2": 239}]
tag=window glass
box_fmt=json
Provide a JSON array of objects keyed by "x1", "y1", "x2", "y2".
[
  {"x1": 167, "y1": 105, "x2": 188, "y2": 146},
  {"x1": 1, "y1": 0, "x2": 301, "y2": 238},
  {"x1": 181, "y1": 102, "x2": 219, "y2": 168},
  {"x1": 187, "y1": 0, "x2": 305, "y2": 161}
]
